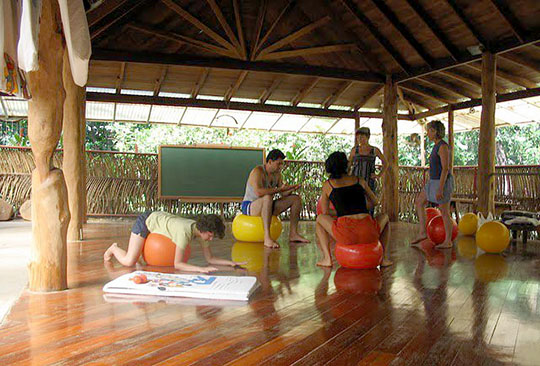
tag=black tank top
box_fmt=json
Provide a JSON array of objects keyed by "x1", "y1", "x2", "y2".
[{"x1": 328, "y1": 178, "x2": 369, "y2": 217}]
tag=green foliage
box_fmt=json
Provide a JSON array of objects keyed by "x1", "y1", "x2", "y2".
[
  {"x1": 0, "y1": 120, "x2": 29, "y2": 146},
  {"x1": 86, "y1": 122, "x2": 118, "y2": 151}
]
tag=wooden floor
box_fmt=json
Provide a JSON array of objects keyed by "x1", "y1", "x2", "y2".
[{"x1": 1, "y1": 220, "x2": 539, "y2": 365}]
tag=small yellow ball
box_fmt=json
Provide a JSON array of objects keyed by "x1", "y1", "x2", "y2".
[
  {"x1": 458, "y1": 213, "x2": 478, "y2": 236},
  {"x1": 476, "y1": 221, "x2": 510, "y2": 254}
]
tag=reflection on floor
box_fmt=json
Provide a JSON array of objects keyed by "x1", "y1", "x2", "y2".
[{"x1": 0, "y1": 220, "x2": 539, "y2": 365}]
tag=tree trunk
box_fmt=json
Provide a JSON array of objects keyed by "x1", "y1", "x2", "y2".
[
  {"x1": 382, "y1": 76, "x2": 399, "y2": 221},
  {"x1": 27, "y1": 0, "x2": 70, "y2": 291},
  {"x1": 62, "y1": 49, "x2": 87, "y2": 241}
]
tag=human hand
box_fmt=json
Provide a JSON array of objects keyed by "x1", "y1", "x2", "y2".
[
  {"x1": 436, "y1": 188, "x2": 443, "y2": 201},
  {"x1": 198, "y1": 266, "x2": 218, "y2": 274}
]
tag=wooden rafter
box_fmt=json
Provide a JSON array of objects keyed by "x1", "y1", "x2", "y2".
[
  {"x1": 126, "y1": 23, "x2": 238, "y2": 58},
  {"x1": 370, "y1": 0, "x2": 434, "y2": 67},
  {"x1": 259, "y1": 76, "x2": 285, "y2": 104},
  {"x1": 421, "y1": 75, "x2": 480, "y2": 99},
  {"x1": 92, "y1": 49, "x2": 384, "y2": 83},
  {"x1": 224, "y1": 71, "x2": 249, "y2": 102},
  {"x1": 206, "y1": 0, "x2": 242, "y2": 55},
  {"x1": 115, "y1": 62, "x2": 126, "y2": 94},
  {"x1": 251, "y1": 0, "x2": 267, "y2": 60},
  {"x1": 191, "y1": 68, "x2": 210, "y2": 98},
  {"x1": 499, "y1": 53, "x2": 540, "y2": 73},
  {"x1": 489, "y1": 0, "x2": 527, "y2": 43},
  {"x1": 258, "y1": 44, "x2": 356, "y2": 61},
  {"x1": 323, "y1": 81, "x2": 354, "y2": 109},
  {"x1": 445, "y1": 0, "x2": 489, "y2": 48},
  {"x1": 417, "y1": 77, "x2": 469, "y2": 100},
  {"x1": 90, "y1": 0, "x2": 148, "y2": 40},
  {"x1": 87, "y1": 91, "x2": 414, "y2": 119},
  {"x1": 466, "y1": 63, "x2": 537, "y2": 89},
  {"x1": 162, "y1": 0, "x2": 236, "y2": 53},
  {"x1": 354, "y1": 85, "x2": 384, "y2": 110},
  {"x1": 403, "y1": 0, "x2": 460, "y2": 62},
  {"x1": 440, "y1": 69, "x2": 482, "y2": 90},
  {"x1": 232, "y1": 0, "x2": 246, "y2": 60},
  {"x1": 86, "y1": 0, "x2": 129, "y2": 28},
  {"x1": 400, "y1": 84, "x2": 452, "y2": 105},
  {"x1": 339, "y1": 0, "x2": 411, "y2": 74},
  {"x1": 291, "y1": 78, "x2": 320, "y2": 106},
  {"x1": 257, "y1": 16, "x2": 331, "y2": 59},
  {"x1": 253, "y1": 0, "x2": 296, "y2": 56},
  {"x1": 153, "y1": 66, "x2": 168, "y2": 96},
  {"x1": 397, "y1": 87, "x2": 415, "y2": 114}
]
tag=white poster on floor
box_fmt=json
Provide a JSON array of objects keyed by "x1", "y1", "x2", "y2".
[{"x1": 103, "y1": 271, "x2": 259, "y2": 302}]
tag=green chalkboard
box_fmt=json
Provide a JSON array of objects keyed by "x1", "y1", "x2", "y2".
[{"x1": 158, "y1": 145, "x2": 265, "y2": 201}]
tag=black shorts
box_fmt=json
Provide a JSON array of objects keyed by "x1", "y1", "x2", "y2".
[{"x1": 131, "y1": 211, "x2": 152, "y2": 238}]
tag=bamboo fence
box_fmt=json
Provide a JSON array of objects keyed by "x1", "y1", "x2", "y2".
[{"x1": 1, "y1": 146, "x2": 538, "y2": 221}]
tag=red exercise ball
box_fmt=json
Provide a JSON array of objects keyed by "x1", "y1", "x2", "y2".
[
  {"x1": 316, "y1": 196, "x2": 336, "y2": 216},
  {"x1": 335, "y1": 241, "x2": 383, "y2": 269},
  {"x1": 143, "y1": 233, "x2": 191, "y2": 266},
  {"x1": 334, "y1": 268, "x2": 382, "y2": 294},
  {"x1": 426, "y1": 216, "x2": 458, "y2": 244},
  {"x1": 425, "y1": 207, "x2": 442, "y2": 228}
]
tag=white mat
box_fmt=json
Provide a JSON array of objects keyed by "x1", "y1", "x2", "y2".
[{"x1": 103, "y1": 271, "x2": 259, "y2": 302}]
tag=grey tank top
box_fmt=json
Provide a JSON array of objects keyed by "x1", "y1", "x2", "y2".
[
  {"x1": 243, "y1": 165, "x2": 279, "y2": 202},
  {"x1": 352, "y1": 146, "x2": 376, "y2": 186}
]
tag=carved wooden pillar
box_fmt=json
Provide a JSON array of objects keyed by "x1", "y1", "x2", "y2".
[
  {"x1": 27, "y1": 0, "x2": 70, "y2": 291},
  {"x1": 382, "y1": 75, "x2": 399, "y2": 221},
  {"x1": 62, "y1": 49, "x2": 86, "y2": 241},
  {"x1": 477, "y1": 52, "x2": 497, "y2": 216}
]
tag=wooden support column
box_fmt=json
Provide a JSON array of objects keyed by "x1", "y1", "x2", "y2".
[
  {"x1": 62, "y1": 50, "x2": 87, "y2": 241},
  {"x1": 27, "y1": 0, "x2": 69, "y2": 291},
  {"x1": 477, "y1": 52, "x2": 497, "y2": 216},
  {"x1": 382, "y1": 75, "x2": 399, "y2": 221},
  {"x1": 448, "y1": 108, "x2": 455, "y2": 168}
]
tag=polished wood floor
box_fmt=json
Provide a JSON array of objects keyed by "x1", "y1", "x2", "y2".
[{"x1": 1, "y1": 220, "x2": 539, "y2": 365}]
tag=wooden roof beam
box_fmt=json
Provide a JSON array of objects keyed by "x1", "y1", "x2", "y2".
[
  {"x1": 232, "y1": 0, "x2": 246, "y2": 60},
  {"x1": 86, "y1": 0, "x2": 129, "y2": 28},
  {"x1": 399, "y1": 90, "x2": 434, "y2": 111},
  {"x1": 369, "y1": 0, "x2": 434, "y2": 68},
  {"x1": 444, "y1": 0, "x2": 489, "y2": 48},
  {"x1": 115, "y1": 62, "x2": 126, "y2": 94},
  {"x1": 254, "y1": 0, "x2": 297, "y2": 57},
  {"x1": 90, "y1": 0, "x2": 149, "y2": 40},
  {"x1": 259, "y1": 76, "x2": 286, "y2": 104},
  {"x1": 87, "y1": 91, "x2": 415, "y2": 119},
  {"x1": 417, "y1": 76, "x2": 476, "y2": 100},
  {"x1": 251, "y1": 0, "x2": 267, "y2": 60},
  {"x1": 153, "y1": 66, "x2": 168, "y2": 96},
  {"x1": 224, "y1": 71, "x2": 249, "y2": 102},
  {"x1": 488, "y1": 0, "x2": 527, "y2": 43},
  {"x1": 258, "y1": 44, "x2": 356, "y2": 61},
  {"x1": 440, "y1": 69, "x2": 481, "y2": 90},
  {"x1": 403, "y1": 0, "x2": 460, "y2": 62},
  {"x1": 257, "y1": 16, "x2": 331, "y2": 59},
  {"x1": 323, "y1": 81, "x2": 354, "y2": 109},
  {"x1": 466, "y1": 63, "x2": 537, "y2": 89},
  {"x1": 162, "y1": 0, "x2": 236, "y2": 53},
  {"x1": 191, "y1": 68, "x2": 210, "y2": 98},
  {"x1": 291, "y1": 78, "x2": 320, "y2": 106},
  {"x1": 499, "y1": 53, "x2": 540, "y2": 73},
  {"x1": 92, "y1": 49, "x2": 384, "y2": 83},
  {"x1": 397, "y1": 87, "x2": 416, "y2": 114},
  {"x1": 400, "y1": 84, "x2": 452, "y2": 105},
  {"x1": 206, "y1": 0, "x2": 243, "y2": 57},
  {"x1": 353, "y1": 85, "x2": 384, "y2": 110},
  {"x1": 339, "y1": 0, "x2": 411, "y2": 75}
]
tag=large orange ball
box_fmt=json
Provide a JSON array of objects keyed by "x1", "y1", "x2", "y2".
[
  {"x1": 426, "y1": 216, "x2": 458, "y2": 244},
  {"x1": 143, "y1": 233, "x2": 191, "y2": 266},
  {"x1": 425, "y1": 207, "x2": 441, "y2": 228},
  {"x1": 335, "y1": 241, "x2": 383, "y2": 269}
]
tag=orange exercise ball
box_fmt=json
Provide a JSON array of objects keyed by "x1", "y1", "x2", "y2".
[
  {"x1": 143, "y1": 233, "x2": 190, "y2": 266},
  {"x1": 334, "y1": 268, "x2": 382, "y2": 294},
  {"x1": 426, "y1": 216, "x2": 458, "y2": 244},
  {"x1": 335, "y1": 241, "x2": 383, "y2": 269},
  {"x1": 425, "y1": 207, "x2": 442, "y2": 228}
]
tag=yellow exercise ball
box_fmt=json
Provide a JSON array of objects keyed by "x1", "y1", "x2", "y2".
[
  {"x1": 476, "y1": 221, "x2": 510, "y2": 253},
  {"x1": 457, "y1": 236, "x2": 477, "y2": 259},
  {"x1": 458, "y1": 213, "x2": 478, "y2": 236},
  {"x1": 231, "y1": 241, "x2": 280, "y2": 273},
  {"x1": 232, "y1": 214, "x2": 282, "y2": 242},
  {"x1": 474, "y1": 254, "x2": 508, "y2": 283}
]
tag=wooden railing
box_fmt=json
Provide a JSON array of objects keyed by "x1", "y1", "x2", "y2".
[{"x1": 1, "y1": 146, "x2": 538, "y2": 221}]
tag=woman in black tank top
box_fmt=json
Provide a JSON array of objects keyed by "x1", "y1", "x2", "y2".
[{"x1": 315, "y1": 152, "x2": 392, "y2": 268}]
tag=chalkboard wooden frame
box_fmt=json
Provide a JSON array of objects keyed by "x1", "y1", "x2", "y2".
[{"x1": 158, "y1": 144, "x2": 265, "y2": 201}]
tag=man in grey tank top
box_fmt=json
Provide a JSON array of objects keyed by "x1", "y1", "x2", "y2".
[{"x1": 242, "y1": 149, "x2": 309, "y2": 248}]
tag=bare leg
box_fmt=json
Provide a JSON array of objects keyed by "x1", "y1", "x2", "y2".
[
  {"x1": 273, "y1": 194, "x2": 309, "y2": 243},
  {"x1": 412, "y1": 190, "x2": 428, "y2": 245},
  {"x1": 376, "y1": 213, "x2": 393, "y2": 267},
  {"x1": 249, "y1": 195, "x2": 280, "y2": 248},
  {"x1": 435, "y1": 202, "x2": 454, "y2": 249},
  {"x1": 315, "y1": 214, "x2": 335, "y2": 267},
  {"x1": 104, "y1": 233, "x2": 145, "y2": 266}
]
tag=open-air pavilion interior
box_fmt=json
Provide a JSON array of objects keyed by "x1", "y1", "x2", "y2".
[{"x1": 1, "y1": 0, "x2": 540, "y2": 364}]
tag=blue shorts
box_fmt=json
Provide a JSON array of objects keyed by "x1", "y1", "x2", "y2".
[
  {"x1": 132, "y1": 211, "x2": 152, "y2": 238},
  {"x1": 241, "y1": 201, "x2": 252, "y2": 215},
  {"x1": 425, "y1": 175, "x2": 454, "y2": 204}
]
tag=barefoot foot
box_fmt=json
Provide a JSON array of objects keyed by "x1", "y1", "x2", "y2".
[
  {"x1": 380, "y1": 258, "x2": 393, "y2": 267},
  {"x1": 264, "y1": 239, "x2": 280, "y2": 249},
  {"x1": 435, "y1": 241, "x2": 453, "y2": 249},
  {"x1": 410, "y1": 235, "x2": 427, "y2": 246},
  {"x1": 316, "y1": 258, "x2": 332, "y2": 267},
  {"x1": 289, "y1": 233, "x2": 310, "y2": 243}
]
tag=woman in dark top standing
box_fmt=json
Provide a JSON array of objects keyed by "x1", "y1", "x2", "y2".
[
  {"x1": 348, "y1": 127, "x2": 387, "y2": 213},
  {"x1": 316, "y1": 152, "x2": 392, "y2": 267},
  {"x1": 412, "y1": 120, "x2": 454, "y2": 249}
]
